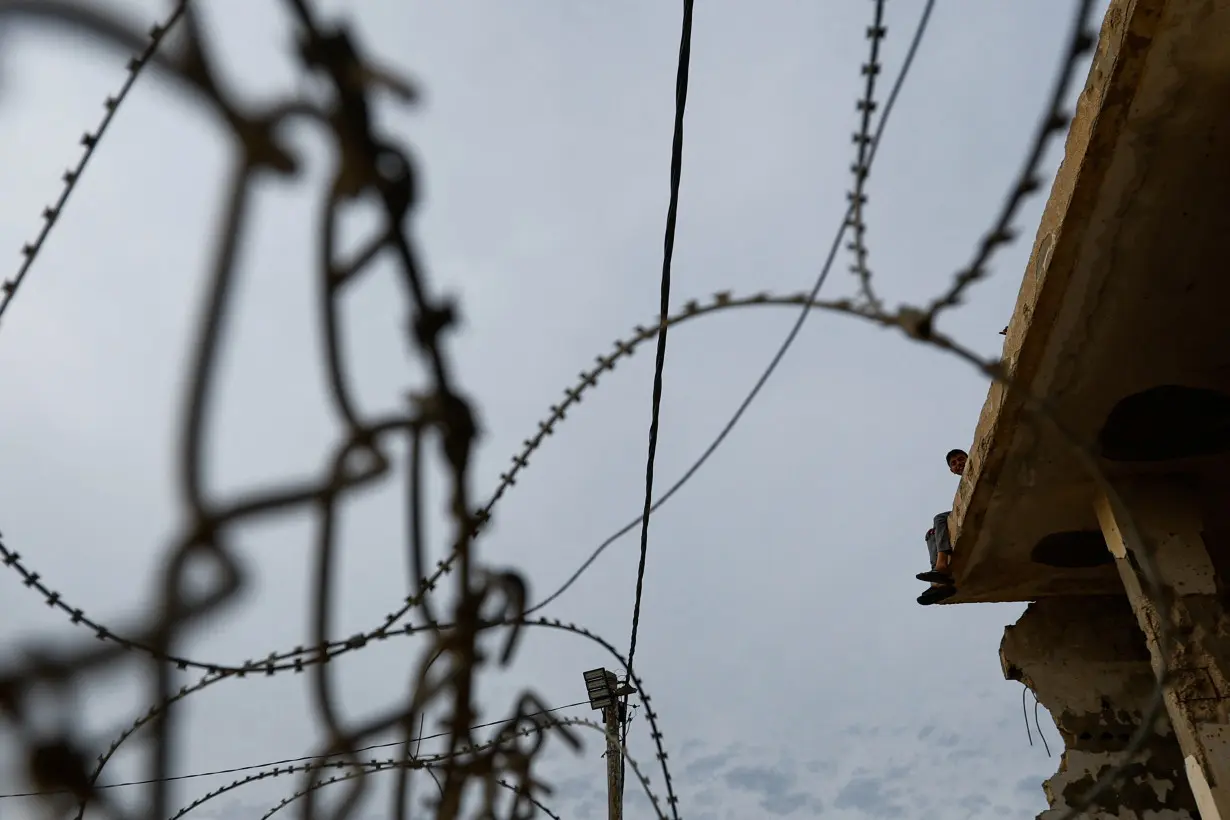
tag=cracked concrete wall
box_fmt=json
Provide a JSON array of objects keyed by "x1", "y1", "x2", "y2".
[{"x1": 1001, "y1": 596, "x2": 1199, "y2": 819}]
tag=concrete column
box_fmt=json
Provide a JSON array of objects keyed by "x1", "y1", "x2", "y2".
[
  {"x1": 1095, "y1": 477, "x2": 1230, "y2": 820},
  {"x1": 1001, "y1": 596, "x2": 1198, "y2": 818}
]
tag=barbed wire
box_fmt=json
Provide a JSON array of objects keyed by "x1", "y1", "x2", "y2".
[
  {"x1": 257, "y1": 722, "x2": 664, "y2": 820},
  {"x1": 70, "y1": 612, "x2": 679, "y2": 820},
  {"x1": 845, "y1": 0, "x2": 886, "y2": 313},
  {"x1": 0, "y1": 0, "x2": 187, "y2": 327},
  {"x1": 10, "y1": 562, "x2": 674, "y2": 816},
  {"x1": 164, "y1": 717, "x2": 596, "y2": 820},
  {"x1": 0, "y1": 2, "x2": 1186, "y2": 819},
  {"x1": 0, "y1": 2, "x2": 560, "y2": 819},
  {"x1": 0, "y1": 701, "x2": 590, "y2": 800},
  {"x1": 267, "y1": 772, "x2": 564, "y2": 820}
]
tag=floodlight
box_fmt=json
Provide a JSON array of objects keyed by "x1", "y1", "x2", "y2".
[{"x1": 582, "y1": 667, "x2": 619, "y2": 710}]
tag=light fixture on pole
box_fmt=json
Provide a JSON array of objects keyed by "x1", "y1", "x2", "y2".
[
  {"x1": 581, "y1": 667, "x2": 636, "y2": 820},
  {"x1": 583, "y1": 667, "x2": 619, "y2": 710}
]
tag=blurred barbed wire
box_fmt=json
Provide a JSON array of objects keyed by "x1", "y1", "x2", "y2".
[
  {"x1": 0, "y1": 1, "x2": 1182, "y2": 819},
  {"x1": 0, "y1": 0, "x2": 558, "y2": 818}
]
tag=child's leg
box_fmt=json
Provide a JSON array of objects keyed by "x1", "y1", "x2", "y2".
[
  {"x1": 916, "y1": 521, "x2": 955, "y2": 586},
  {"x1": 935, "y1": 550, "x2": 952, "y2": 573}
]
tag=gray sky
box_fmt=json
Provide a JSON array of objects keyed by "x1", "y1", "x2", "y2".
[{"x1": 0, "y1": 1, "x2": 1108, "y2": 818}]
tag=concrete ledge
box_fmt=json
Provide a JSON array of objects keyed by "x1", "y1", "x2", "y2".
[{"x1": 945, "y1": 0, "x2": 1169, "y2": 596}]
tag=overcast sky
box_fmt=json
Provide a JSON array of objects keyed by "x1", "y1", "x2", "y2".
[{"x1": 0, "y1": 1, "x2": 1110, "y2": 818}]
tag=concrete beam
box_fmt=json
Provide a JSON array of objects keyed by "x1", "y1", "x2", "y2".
[{"x1": 1096, "y1": 478, "x2": 1230, "y2": 819}]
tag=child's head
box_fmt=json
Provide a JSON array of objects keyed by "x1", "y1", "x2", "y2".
[{"x1": 945, "y1": 449, "x2": 968, "y2": 476}]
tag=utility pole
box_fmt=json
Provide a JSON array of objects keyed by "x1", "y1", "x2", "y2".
[
  {"x1": 582, "y1": 667, "x2": 636, "y2": 820},
  {"x1": 603, "y1": 702, "x2": 622, "y2": 820}
]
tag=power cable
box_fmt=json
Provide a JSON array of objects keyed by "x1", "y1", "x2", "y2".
[
  {"x1": 0, "y1": 699, "x2": 589, "y2": 799},
  {"x1": 621, "y1": 0, "x2": 696, "y2": 799}
]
